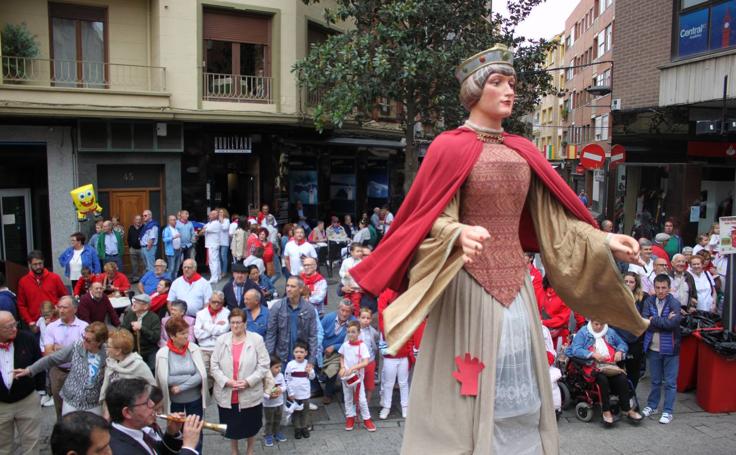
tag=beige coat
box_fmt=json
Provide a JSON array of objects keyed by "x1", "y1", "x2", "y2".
[
  {"x1": 210, "y1": 331, "x2": 270, "y2": 409},
  {"x1": 155, "y1": 343, "x2": 209, "y2": 414}
]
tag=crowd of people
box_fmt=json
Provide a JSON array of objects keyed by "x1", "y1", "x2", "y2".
[
  {"x1": 0, "y1": 197, "x2": 724, "y2": 454},
  {"x1": 0, "y1": 201, "x2": 415, "y2": 455}
]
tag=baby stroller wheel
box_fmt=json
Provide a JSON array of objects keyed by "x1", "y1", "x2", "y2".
[
  {"x1": 575, "y1": 402, "x2": 593, "y2": 422},
  {"x1": 558, "y1": 382, "x2": 572, "y2": 411}
]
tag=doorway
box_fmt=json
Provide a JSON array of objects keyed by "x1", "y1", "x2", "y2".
[{"x1": 0, "y1": 189, "x2": 33, "y2": 264}]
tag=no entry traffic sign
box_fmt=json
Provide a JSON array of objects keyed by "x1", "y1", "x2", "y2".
[
  {"x1": 580, "y1": 144, "x2": 606, "y2": 169},
  {"x1": 610, "y1": 144, "x2": 626, "y2": 167}
]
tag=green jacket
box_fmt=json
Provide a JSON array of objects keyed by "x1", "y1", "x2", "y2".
[
  {"x1": 121, "y1": 310, "x2": 161, "y2": 358},
  {"x1": 96, "y1": 231, "x2": 123, "y2": 259}
]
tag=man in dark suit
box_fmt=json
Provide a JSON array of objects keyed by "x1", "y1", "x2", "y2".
[
  {"x1": 107, "y1": 378, "x2": 202, "y2": 455},
  {"x1": 51, "y1": 411, "x2": 112, "y2": 455},
  {"x1": 0, "y1": 310, "x2": 44, "y2": 455},
  {"x1": 222, "y1": 263, "x2": 262, "y2": 310}
]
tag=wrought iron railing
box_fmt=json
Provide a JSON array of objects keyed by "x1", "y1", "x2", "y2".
[
  {"x1": 1, "y1": 56, "x2": 166, "y2": 92},
  {"x1": 202, "y1": 72, "x2": 272, "y2": 103}
]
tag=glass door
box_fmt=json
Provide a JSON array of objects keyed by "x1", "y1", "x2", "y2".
[{"x1": 0, "y1": 189, "x2": 33, "y2": 264}]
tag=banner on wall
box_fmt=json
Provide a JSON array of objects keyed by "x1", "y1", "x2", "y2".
[
  {"x1": 290, "y1": 170, "x2": 318, "y2": 205},
  {"x1": 679, "y1": 8, "x2": 709, "y2": 56},
  {"x1": 720, "y1": 216, "x2": 736, "y2": 255}
]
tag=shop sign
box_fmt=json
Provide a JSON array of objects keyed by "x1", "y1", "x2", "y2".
[
  {"x1": 214, "y1": 136, "x2": 252, "y2": 154},
  {"x1": 719, "y1": 216, "x2": 736, "y2": 255},
  {"x1": 687, "y1": 141, "x2": 736, "y2": 158},
  {"x1": 678, "y1": 8, "x2": 709, "y2": 57},
  {"x1": 594, "y1": 170, "x2": 606, "y2": 182}
]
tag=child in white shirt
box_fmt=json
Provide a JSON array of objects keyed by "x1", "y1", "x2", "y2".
[
  {"x1": 340, "y1": 243, "x2": 364, "y2": 316},
  {"x1": 284, "y1": 341, "x2": 314, "y2": 439},
  {"x1": 263, "y1": 355, "x2": 287, "y2": 447},
  {"x1": 339, "y1": 320, "x2": 376, "y2": 432},
  {"x1": 358, "y1": 307, "x2": 379, "y2": 403}
]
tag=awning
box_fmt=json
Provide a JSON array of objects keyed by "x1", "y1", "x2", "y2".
[{"x1": 325, "y1": 137, "x2": 404, "y2": 149}]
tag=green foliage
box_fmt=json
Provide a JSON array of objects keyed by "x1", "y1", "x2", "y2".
[
  {"x1": 1, "y1": 23, "x2": 40, "y2": 58},
  {"x1": 2, "y1": 23, "x2": 40, "y2": 81},
  {"x1": 294, "y1": 0, "x2": 553, "y2": 137}
]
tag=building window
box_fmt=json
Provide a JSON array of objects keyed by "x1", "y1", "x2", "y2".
[
  {"x1": 597, "y1": 30, "x2": 606, "y2": 56},
  {"x1": 202, "y1": 8, "x2": 273, "y2": 102},
  {"x1": 598, "y1": 0, "x2": 607, "y2": 16},
  {"x1": 676, "y1": 0, "x2": 736, "y2": 58},
  {"x1": 594, "y1": 114, "x2": 609, "y2": 141},
  {"x1": 48, "y1": 2, "x2": 107, "y2": 88},
  {"x1": 567, "y1": 63, "x2": 574, "y2": 80},
  {"x1": 606, "y1": 23, "x2": 613, "y2": 52}
]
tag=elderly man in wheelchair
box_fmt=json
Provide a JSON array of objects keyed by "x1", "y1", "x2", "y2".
[{"x1": 566, "y1": 320, "x2": 644, "y2": 427}]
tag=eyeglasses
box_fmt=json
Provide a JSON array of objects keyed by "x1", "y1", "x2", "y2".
[
  {"x1": 0, "y1": 322, "x2": 19, "y2": 330},
  {"x1": 182, "y1": 265, "x2": 195, "y2": 269},
  {"x1": 129, "y1": 397, "x2": 155, "y2": 409},
  {"x1": 230, "y1": 321, "x2": 245, "y2": 325}
]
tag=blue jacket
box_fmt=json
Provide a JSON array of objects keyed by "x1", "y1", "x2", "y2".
[
  {"x1": 641, "y1": 294, "x2": 682, "y2": 356},
  {"x1": 246, "y1": 304, "x2": 270, "y2": 339},
  {"x1": 566, "y1": 324, "x2": 628, "y2": 360},
  {"x1": 321, "y1": 311, "x2": 356, "y2": 352},
  {"x1": 58, "y1": 245, "x2": 101, "y2": 277},
  {"x1": 0, "y1": 289, "x2": 17, "y2": 319}
]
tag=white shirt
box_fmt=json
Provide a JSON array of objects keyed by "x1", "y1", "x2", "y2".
[
  {"x1": 283, "y1": 240, "x2": 317, "y2": 276},
  {"x1": 263, "y1": 372, "x2": 285, "y2": 408},
  {"x1": 69, "y1": 249, "x2": 84, "y2": 281},
  {"x1": 168, "y1": 276, "x2": 213, "y2": 317},
  {"x1": 166, "y1": 226, "x2": 181, "y2": 250},
  {"x1": 628, "y1": 258, "x2": 655, "y2": 294},
  {"x1": 339, "y1": 340, "x2": 370, "y2": 378},
  {"x1": 204, "y1": 221, "x2": 221, "y2": 248},
  {"x1": 219, "y1": 219, "x2": 231, "y2": 246},
  {"x1": 243, "y1": 256, "x2": 265, "y2": 274},
  {"x1": 0, "y1": 343, "x2": 14, "y2": 390},
  {"x1": 284, "y1": 359, "x2": 315, "y2": 400},
  {"x1": 690, "y1": 270, "x2": 715, "y2": 312},
  {"x1": 339, "y1": 257, "x2": 361, "y2": 289},
  {"x1": 193, "y1": 307, "x2": 231, "y2": 350},
  {"x1": 111, "y1": 423, "x2": 155, "y2": 455},
  {"x1": 353, "y1": 227, "x2": 370, "y2": 245},
  {"x1": 228, "y1": 222, "x2": 238, "y2": 238}
]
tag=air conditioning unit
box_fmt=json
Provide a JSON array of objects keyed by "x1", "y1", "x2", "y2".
[
  {"x1": 696, "y1": 120, "x2": 719, "y2": 135},
  {"x1": 611, "y1": 98, "x2": 622, "y2": 111}
]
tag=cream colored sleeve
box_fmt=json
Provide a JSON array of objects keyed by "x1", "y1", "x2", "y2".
[
  {"x1": 527, "y1": 176, "x2": 648, "y2": 336},
  {"x1": 382, "y1": 193, "x2": 469, "y2": 354}
]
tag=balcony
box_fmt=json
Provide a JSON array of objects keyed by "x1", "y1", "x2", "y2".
[
  {"x1": 202, "y1": 72, "x2": 272, "y2": 103},
  {"x1": 1, "y1": 56, "x2": 166, "y2": 92}
]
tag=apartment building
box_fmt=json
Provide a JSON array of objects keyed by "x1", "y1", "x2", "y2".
[
  {"x1": 611, "y1": 0, "x2": 736, "y2": 240},
  {"x1": 0, "y1": 0, "x2": 402, "y2": 271},
  {"x1": 532, "y1": 33, "x2": 579, "y2": 182},
  {"x1": 561, "y1": 0, "x2": 615, "y2": 216}
]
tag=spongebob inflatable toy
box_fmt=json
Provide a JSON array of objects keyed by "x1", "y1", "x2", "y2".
[{"x1": 70, "y1": 184, "x2": 103, "y2": 221}]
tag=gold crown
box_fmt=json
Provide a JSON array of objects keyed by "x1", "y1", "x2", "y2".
[{"x1": 455, "y1": 44, "x2": 514, "y2": 83}]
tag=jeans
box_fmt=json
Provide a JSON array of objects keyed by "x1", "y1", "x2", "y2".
[
  {"x1": 646, "y1": 350, "x2": 679, "y2": 414},
  {"x1": 170, "y1": 398, "x2": 204, "y2": 453},
  {"x1": 167, "y1": 250, "x2": 182, "y2": 277},
  {"x1": 103, "y1": 254, "x2": 123, "y2": 272},
  {"x1": 263, "y1": 405, "x2": 283, "y2": 436},
  {"x1": 142, "y1": 246, "x2": 157, "y2": 273},
  {"x1": 129, "y1": 247, "x2": 145, "y2": 279},
  {"x1": 219, "y1": 245, "x2": 230, "y2": 275}
]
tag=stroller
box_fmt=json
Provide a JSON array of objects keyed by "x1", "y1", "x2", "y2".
[{"x1": 557, "y1": 354, "x2": 639, "y2": 422}]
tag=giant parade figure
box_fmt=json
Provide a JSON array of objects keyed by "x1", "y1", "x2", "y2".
[{"x1": 351, "y1": 45, "x2": 649, "y2": 454}]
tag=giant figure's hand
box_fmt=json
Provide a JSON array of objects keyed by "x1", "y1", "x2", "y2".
[
  {"x1": 609, "y1": 234, "x2": 645, "y2": 266},
  {"x1": 458, "y1": 225, "x2": 491, "y2": 264}
]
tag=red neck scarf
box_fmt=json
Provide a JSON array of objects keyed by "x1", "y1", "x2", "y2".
[
  {"x1": 208, "y1": 306, "x2": 223, "y2": 317},
  {"x1": 301, "y1": 271, "x2": 325, "y2": 290},
  {"x1": 0, "y1": 339, "x2": 13, "y2": 350},
  {"x1": 348, "y1": 339, "x2": 362, "y2": 346},
  {"x1": 167, "y1": 339, "x2": 188, "y2": 356},
  {"x1": 295, "y1": 238, "x2": 306, "y2": 246},
  {"x1": 184, "y1": 273, "x2": 202, "y2": 285}
]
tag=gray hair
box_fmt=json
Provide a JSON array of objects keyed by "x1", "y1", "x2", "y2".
[
  {"x1": 672, "y1": 254, "x2": 686, "y2": 262},
  {"x1": 459, "y1": 63, "x2": 516, "y2": 111},
  {"x1": 337, "y1": 299, "x2": 352, "y2": 308},
  {"x1": 58, "y1": 295, "x2": 77, "y2": 308},
  {"x1": 638, "y1": 238, "x2": 652, "y2": 247},
  {"x1": 244, "y1": 289, "x2": 261, "y2": 300},
  {"x1": 682, "y1": 246, "x2": 694, "y2": 254},
  {"x1": 170, "y1": 299, "x2": 188, "y2": 314},
  {"x1": 211, "y1": 290, "x2": 225, "y2": 301},
  {"x1": 287, "y1": 276, "x2": 305, "y2": 288}
]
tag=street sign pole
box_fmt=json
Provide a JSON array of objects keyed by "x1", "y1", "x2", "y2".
[{"x1": 719, "y1": 216, "x2": 736, "y2": 333}]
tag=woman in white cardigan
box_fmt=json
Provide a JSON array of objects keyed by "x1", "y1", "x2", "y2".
[
  {"x1": 211, "y1": 308, "x2": 270, "y2": 455},
  {"x1": 100, "y1": 328, "x2": 156, "y2": 402},
  {"x1": 155, "y1": 317, "x2": 208, "y2": 452}
]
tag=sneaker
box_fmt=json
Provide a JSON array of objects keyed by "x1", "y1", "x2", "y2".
[
  {"x1": 659, "y1": 413, "x2": 673, "y2": 424},
  {"x1": 364, "y1": 419, "x2": 377, "y2": 432},
  {"x1": 294, "y1": 428, "x2": 302, "y2": 440},
  {"x1": 379, "y1": 407, "x2": 390, "y2": 420},
  {"x1": 401, "y1": 407, "x2": 408, "y2": 419},
  {"x1": 302, "y1": 428, "x2": 310, "y2": 438},
  {"x1": 641, "y1": 406, "x2": 656, "y2": 417},
  {"x1": 309, "y1": 402, "x2": 318, "y2": 411},
  {"x1": 345, "y1": 416, "x2": 355, "y2": 431},
  {"x1": 274, "y1": 432, "x2": 287, "y2": 442},
  {"x1": 41, "y1": 395, "x2": 55, "y2": 407},
  {"x1": 264, "y1": 435, "x2": 274, "y2": 447}
]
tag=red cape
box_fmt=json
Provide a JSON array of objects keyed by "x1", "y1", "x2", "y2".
[{"x1": 351, "y1": 128, "x2": 597, "y2": 297}]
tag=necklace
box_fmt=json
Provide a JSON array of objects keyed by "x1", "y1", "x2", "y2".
[{"x1": 463, "y1": 120, "x2": 504, "y2": 144}]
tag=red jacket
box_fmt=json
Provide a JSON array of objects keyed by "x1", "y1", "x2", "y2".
[
  {"x1": 533, "y1": 278, "x2": 572, "y2": 340},
  {"x1": 93, "y1": 272, "x2": 131, "y2": 293},
  {"x1": 17, "y1": 269, "x2": 68, "y2": 324}
]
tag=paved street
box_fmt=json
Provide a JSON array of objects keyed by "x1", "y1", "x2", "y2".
[{"x1": 27, "y1": 274, "x2": 736, "y2": 454}]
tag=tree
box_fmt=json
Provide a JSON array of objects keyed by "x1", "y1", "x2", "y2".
[{"x1": 294, "y1": 0, "x2": 554, "y2": 193}]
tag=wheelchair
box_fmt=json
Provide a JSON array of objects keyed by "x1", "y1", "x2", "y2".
[{"x1": 557, "y1": 355, "x2": 639, "y2": 422}]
